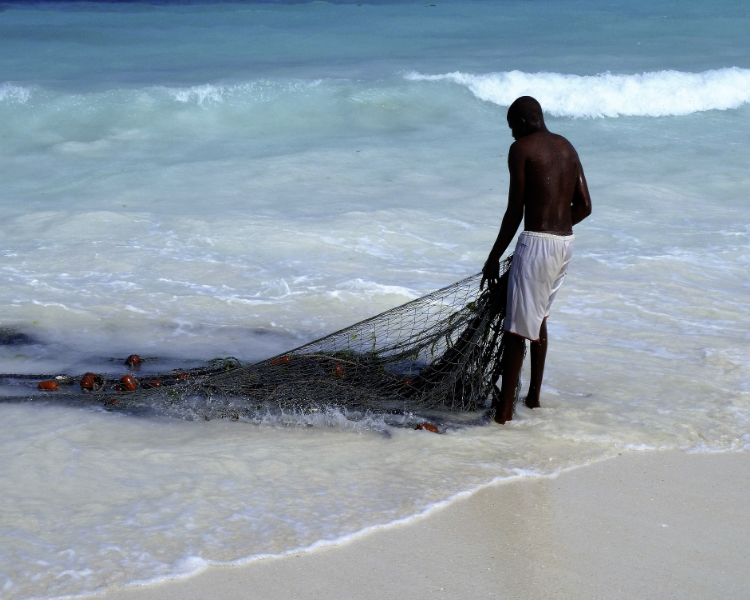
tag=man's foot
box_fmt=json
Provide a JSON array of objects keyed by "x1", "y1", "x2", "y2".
[
  {"x1": 524, "y1": 389, "x2": 540, "y2": 409},
  {"x1": 493, "y1": 405, "x2": 514, "y2": 424}
]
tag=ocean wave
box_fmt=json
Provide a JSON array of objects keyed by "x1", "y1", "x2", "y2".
[
  {"x1": 405, "y1": 68, "x2": 750, "y2": 118},
  {"x1": 0, "y1": 83, "x2": 30, "y2": 104},
  {"x1": 165, "y1": 80, "x2": 323, "y2": 105}
]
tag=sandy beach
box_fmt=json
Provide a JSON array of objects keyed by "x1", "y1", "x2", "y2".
[{"x1": 90, "y1": 449, "x2": 749, "y2": 600}]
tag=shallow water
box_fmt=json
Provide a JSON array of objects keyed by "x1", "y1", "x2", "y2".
[{"x1": 1, "y1": 1, "x2": 749, "y2": 599}]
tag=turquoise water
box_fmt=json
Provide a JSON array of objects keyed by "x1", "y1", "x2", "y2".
[{"x1": 1, "y1": 2, "x2": 749, "y2": 599}]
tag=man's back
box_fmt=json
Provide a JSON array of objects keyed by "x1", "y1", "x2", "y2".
[{"x1": 509, "y1": 131, "x2": 583, "y2": 236}]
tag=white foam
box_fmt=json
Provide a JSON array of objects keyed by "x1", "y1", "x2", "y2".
[
  {"x1": 127, "y1": 556, "x2": 209, "y2": 589},
  {"x1": 167, "y1": 84, "x2": 225, "y2": 105},
  {"x1": 164, "y1": 80, "x2": 323, "y2": 106},
  {"x1": 406, "y1": 68, "x2": 750, "y2": 118},
  {"x1": 0, "y1": 83, "x2": 30, "y2": 104},
  {"x1": 332, "y1": 278, "x2": 419, "y2": 300},
  {"x1": 123, "y1": 305, "x2": 149, "y2": 314}
]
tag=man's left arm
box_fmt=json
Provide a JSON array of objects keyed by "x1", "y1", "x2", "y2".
[{"x1": 571, "y1": 160, "x2": 592, "y2": 226}]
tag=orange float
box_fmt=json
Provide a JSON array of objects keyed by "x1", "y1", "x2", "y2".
[
  {"x1": 177, "y1": 373, "x2": 190, "y2": 380},
  {"x1": 121, "y1": 375, "x2": 137, "y2": 391},
  {"x1": 80, "y1": 373, "x2": 96, "y2": 391},
  {"x1": 271, "y1": 356, "x2": 291, "y2": 366},
  {"x1": 125, "y1": 355, "x2": 142, "y2": 367},
  {"x1": 417, "y1": 423, "x2": 439, "y2": 434},
  {"x1": 38, "y1": 381, "x2": 58, "y2": 391}
]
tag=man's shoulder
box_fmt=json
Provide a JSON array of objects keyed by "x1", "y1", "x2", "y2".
[
  {"x1": 508, "y1": 136, "x2": 535, "y2": 158},
  {"x1": 524, "y1": 131, "x2": 579, "y2": 161},
  {"x1": 550, "y1": 132, "x2": 577, "y2": 152},
  {"x1": 510, "y1": 131, "x2": 580, "y2": 167},
  {"x1": 512, "y1": 130, "x2": 568, "y2": 148}
]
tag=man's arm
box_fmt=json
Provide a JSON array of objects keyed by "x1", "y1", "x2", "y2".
[
  {"x1": 571, "y1": 161, "x2": 592, "y2": 226},
  {"x1": 481, "y1": 144, "x2": 525, "y2": 290}
]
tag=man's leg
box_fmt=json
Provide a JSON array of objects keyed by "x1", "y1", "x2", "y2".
[
  {"x1": 525, "y1": 318, "x2": 548, "y2": 409},
  {"x1": 494, "y1": 333, "x2": 526, "y2": 424}
]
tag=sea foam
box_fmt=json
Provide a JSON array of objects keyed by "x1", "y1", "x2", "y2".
[
  {"x1": 0, "y1": 83, "x2": 30, "y2": 104},
  {"x1": 165, "y1": 80, "x2": 323, "y2": 106},
  {"x1": 406, "y1": 68, "x2": 750, "y2": 118}
]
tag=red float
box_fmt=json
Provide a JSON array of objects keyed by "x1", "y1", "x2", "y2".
[
  {"x1": 38, "y1": 381, "x2": 58, "y2": 391},
  {"x1": 125, "y1": 355, "x2": 142, "y2": 367},
  {"x1": 121, "y1": 375, "x2": 137, "y2": 391},
  {"x1": 80, "y1": 373, "x2": 96, "y2": 391}
]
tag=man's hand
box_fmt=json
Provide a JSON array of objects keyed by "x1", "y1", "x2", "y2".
[{"x1": 480, "y1": 257, "x2": 500, "y2": 290}]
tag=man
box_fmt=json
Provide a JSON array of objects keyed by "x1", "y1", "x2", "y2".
[{"x1": 481, "y1": 96, "x2": 592, "y2": 424}]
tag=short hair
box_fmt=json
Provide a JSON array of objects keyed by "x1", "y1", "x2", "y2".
[{"x1": 507, "y1": 96, "x2": 544, "y2": 127}]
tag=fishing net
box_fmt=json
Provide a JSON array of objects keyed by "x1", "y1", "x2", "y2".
[{"x1": 2, "y1": 256, "x2": 519, "y2": 429}]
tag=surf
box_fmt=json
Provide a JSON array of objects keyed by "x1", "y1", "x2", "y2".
[{"x1": 406, "y1": 68, "x2": 750, "y2": 118}]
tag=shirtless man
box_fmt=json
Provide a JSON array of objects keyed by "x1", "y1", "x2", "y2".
[{"x1": 481, "y1": 96, "x2": 592, "y2": 424}]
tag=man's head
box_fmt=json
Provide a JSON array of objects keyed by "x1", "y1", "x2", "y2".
[{"x1": 507, "y1": 96, "x2": 546, "y2": 140}]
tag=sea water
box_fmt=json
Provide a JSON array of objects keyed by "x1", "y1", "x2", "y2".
[{"x1": 1, "y1": 1, "x2": 749, "y2": 598}]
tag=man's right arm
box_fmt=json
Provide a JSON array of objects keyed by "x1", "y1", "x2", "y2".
[{"x1": 481, "y1": 143, "x2": 525, "y2": 289}]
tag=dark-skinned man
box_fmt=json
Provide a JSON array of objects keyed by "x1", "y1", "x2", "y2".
[{"x1": 481, "y1": 96, "x2": 592, "y2": 424}]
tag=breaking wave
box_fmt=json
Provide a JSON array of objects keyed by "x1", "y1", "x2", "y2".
[{"x1": 406, "y1": 68, "x2": 750, "y2": 118}]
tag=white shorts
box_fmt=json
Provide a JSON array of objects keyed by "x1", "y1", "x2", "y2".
[{"x1": 505, "y1": 231, "x2": 575, "y2": 341}]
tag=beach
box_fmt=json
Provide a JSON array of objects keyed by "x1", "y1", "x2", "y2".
[
  {"x1": 90, "y1": 450, "x2": 750, "y2": 600},
  {"x1": 1, "y1": 2, "x2": 749, "y2": 599}
]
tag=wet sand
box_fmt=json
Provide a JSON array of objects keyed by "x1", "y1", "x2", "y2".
[{"x1": 92, "y1": 450, "x2": 750, "y2": 600}]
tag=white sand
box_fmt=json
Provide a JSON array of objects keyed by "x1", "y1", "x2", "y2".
[{"x1": 93, "y1": 450, "x2": 750, "y2": 600}]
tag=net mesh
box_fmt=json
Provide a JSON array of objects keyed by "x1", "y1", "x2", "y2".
[{"x1": 3, "y1": 257, "x2": 518, "y2": 427}]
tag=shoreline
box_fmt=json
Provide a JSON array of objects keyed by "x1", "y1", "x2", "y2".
[{"x1": 88, "y1": 449, "x2": 750, "y2": 600}]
